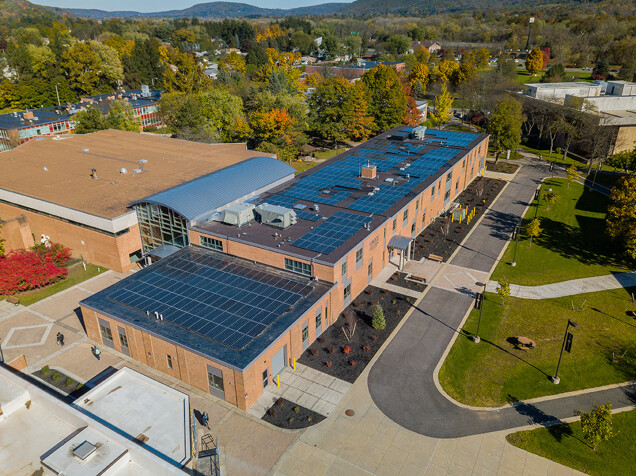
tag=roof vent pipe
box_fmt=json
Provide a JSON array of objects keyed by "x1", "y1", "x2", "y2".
[{"x1": 90, "y1": 168, "x2": 98, "y2": 180}]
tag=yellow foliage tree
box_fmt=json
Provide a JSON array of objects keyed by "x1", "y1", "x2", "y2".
[
  {"x1": 430, "y1": 82, "x2": 453, "y2": 126},
  {"x1": 408, "y1": 63, "x2": 430, "y2": 89},
  {"x1": 525, "y1": 47, "x2": 543, "y2": 75},
  {"x1": 219, "y1": 51, "x2": 246, "y2": 76},
  {"x1": 434, "y1": 60, "x2": 460, "y2": 83}
]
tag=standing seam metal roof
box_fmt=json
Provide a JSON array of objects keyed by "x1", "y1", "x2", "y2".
[{"x1": 129, "y1": 156, "x2": 294, "y2": 221}]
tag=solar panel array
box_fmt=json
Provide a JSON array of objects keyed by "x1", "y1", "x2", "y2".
[
  {"x1": 295, "y1": 210, "x2": 323, "y2": 221},
  {"x1": 108, "y1": 247, "x2": 312, "y2": 351},
  {"x1": 424, "y1": 130, "x2": 479, "y2": 147},
  {"x1": 292, "y1": 211, "x2": 372, "y2": 254},
  {"x1": 260, "y1": 194, "x2": 297, "y2": 208}
]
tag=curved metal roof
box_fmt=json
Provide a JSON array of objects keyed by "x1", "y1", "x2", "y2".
[{"x1": 130, "y1": 156, "x2": 294, "y2": 221}]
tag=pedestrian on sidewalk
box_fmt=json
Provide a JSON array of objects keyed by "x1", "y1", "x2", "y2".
[
  {"x1": 58, "y1": 332, "x2": 65, "y2": 346},
  {"x1": 56, "y1": 332, "x2": 62, "y2": 345},
  {"x1": 91, "y1": 346, "x2": 101, "y2": 360},
  {"x1": 202, "y1": 411, "x2": 209, "y2": 429}
]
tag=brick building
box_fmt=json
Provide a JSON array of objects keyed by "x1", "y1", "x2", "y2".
[
  {"x1": 0, "y1": 130, "x2": 267, "y2": 271},
  {"x1": 0, "y1": 88, "x2": 162, "y2": 152},
  {"x1": 80, "y1": 126, "x2": 489, "y2": 411}
]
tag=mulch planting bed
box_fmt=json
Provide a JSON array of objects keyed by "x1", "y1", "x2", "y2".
[
  {"x1": 413, "y1": 177, "x2": 506, "y2": 262},
  {"x1": 486, "y1": 161, "x2": 520, "y2": 174},
  {"x1": 32, "y1": 367, "x2": 88, "y2": 399},
  {"x1": 386, "y1": 272, "x2": 427, "y2": 292},
  {"x1": 298, "y1": 286, "x2": 414, "y2": 383},
  {"x1": 261, "y1": 397, "x2": 326, "y2": 429}
]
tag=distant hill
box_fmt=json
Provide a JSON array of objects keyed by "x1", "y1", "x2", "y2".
[
  {"x1": 1, "y1": 0, "x2": 72, "y2": 18},
  {"x1": 341, "y1": 0, "x2": 599, "y2": 15},
  {"x1": 66, "y1": 2, "x2": 348, "y2": 19}
]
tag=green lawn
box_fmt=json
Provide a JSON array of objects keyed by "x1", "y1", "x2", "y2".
[
  {"x1": 506, "y1": 410, "x2": 636, "y2": 476},
  {"x1": 11, "y1": 262, "x2": 104, "y2": 306},
  {"x1": 438, "y1": 286, "x2": 636, "y2": 406},
  {"x1": 314, "y1": 148, "x2": 343, "y2": 161},
  {"x1": 291, "y1": 160, "x2": 318, "y2": 174},
  {"x1": 491, "y1": 178, "x2": 632, "y2": 286}
]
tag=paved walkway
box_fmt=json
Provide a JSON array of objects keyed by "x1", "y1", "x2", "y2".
[
  {"x1": 487, "y1": 272, "x2": 636, "y2": 299},
  {"x1": 248, "y1": 363, "x2": 351, "y2": 418},
  {"x1": 367, "y1": 159, "x2": 636, "y2": 439}
]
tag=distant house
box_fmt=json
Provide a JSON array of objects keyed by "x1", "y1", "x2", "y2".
[
  {"x1": 305, "y1": 60, "x2": 405, "y2": 80},
  {"x1": 411, "y1": 41, "x2": 442, "y2": 54}
]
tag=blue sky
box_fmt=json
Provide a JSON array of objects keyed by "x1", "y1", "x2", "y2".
[{"x1": 33, "y1": 0, "x2": 353, "y2": 12}]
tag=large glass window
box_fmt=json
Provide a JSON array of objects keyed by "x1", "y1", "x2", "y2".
[
  {"x1": 403, "y1": 209, "x2": 408, "y2": 223},
  {"x1": 356, "y1": 248, "x2": 363, "y2": 264},
  {"x1": 284, "y1": 258, "x2": 311, "y2": 276},
  {"x1": 200, "y1": 236, "x2": 223, "y2": 251},
  {"x1": 99, "y1": 321, "x2": 113, "y2": 343},
  {"x1": 344, "y1": 283, "x2": 351, "y2": 300},
  {"x1": 341, "y1": 261, "x2": 347, "y2": 277},
  {"x1": 316, "y1": 308, "x2": 322, "y2": 329},
  {"x1": 135, "y1": 202, "x2": 189, "y2": 253},
  {"x1": 208, "y1": 371, "x2": 224, "y2": 392}
]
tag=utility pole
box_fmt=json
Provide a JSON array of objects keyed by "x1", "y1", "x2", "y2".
[
  {"x1": 511, "y1": 222, "x2": 521, "y2": 266},
  {"x1": 524, "y1": 17, "x2": 535, "y2": 51},
  {"x1": 472, "y1": 282, "x2": 487, "y2": 343},
  {"x1": 55, "y1": 83, "x2": 61, "y2": 107}
]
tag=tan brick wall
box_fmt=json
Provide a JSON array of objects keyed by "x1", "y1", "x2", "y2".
[
  {"x1": 0, "y1": 216, "x2": 34, "y2": 251},
  {"x1": 0, "y1": 202, "x2": 141, "y2": 272}
]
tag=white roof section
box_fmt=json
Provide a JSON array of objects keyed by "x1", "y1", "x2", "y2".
[
  {"x1": 41, "y1": 427, "x2": 128, "y2": 476},
  {"x1": 74, "y1": 367, "x2": 191, "y2": 467}
]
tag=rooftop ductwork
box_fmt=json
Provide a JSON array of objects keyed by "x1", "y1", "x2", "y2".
[
  {"x1": 255, "y1": 203, "x2": 297, "y2": 229},
  {"x1": 223, "y1": 203, "x2": 255, "y2": 227}
]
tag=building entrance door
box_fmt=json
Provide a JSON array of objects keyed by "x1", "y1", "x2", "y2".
[{"x1": 272, "y1": 345, "x2": 287, "y2": 377}]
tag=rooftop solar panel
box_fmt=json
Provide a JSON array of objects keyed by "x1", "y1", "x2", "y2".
[
  {"x1": 107, "y1": 247, "x2": 314, "y2": 351},
  {"x1": 295, "y1": 210, "x2": 322, "y2": 221},
  {"x1": 292, "y1": 211, "x2": 372, "y2": 254}
]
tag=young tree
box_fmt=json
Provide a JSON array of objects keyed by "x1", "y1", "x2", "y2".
[
  {"x1": 606, "y1": 176, "x2": 636, "y2": 260},
  {"x1": 430, "y1": 82, "x2": 453, "y2": 127},
  {"x1": 543, "y1": 190, "x2": 558, "y2": 211},
  {"x1": 497, "y1": 279, "x2": 511, "y2": 305},
  {"x1": 566, "y1": 164, "x2": 580, "y2": 188},
  {"x1": 524, "y1": 218, "x2": 542, "y2": 247},
  {"x1": 105, "y1": 100, "x2": 141, "y2": 132},
  {"x1": 361, "y1": 64, "x2": 407, "y2": 131},
  {"x1": 574, "y1": 402, "x2": 613, "y2": 450},
  {"x1": 525, "y1": 47, "x2": 543, "y2": 75},
  {"x1": 488, "y1": 96, "x2": 523, "y2": 162},
  {"x1": 372, "y1": 304, "x2": 386, "y2": 330},
  {"x1": 592, "y1": 58, "x2": 609, "y2": 80}
]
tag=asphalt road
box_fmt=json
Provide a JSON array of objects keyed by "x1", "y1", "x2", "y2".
[{"x1": 368, "y1": 160, "x2": 635, "y2": 437}]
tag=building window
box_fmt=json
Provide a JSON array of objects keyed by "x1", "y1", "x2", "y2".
[
  {"x1": 200, "y1": 236, "x2": 223, "y2": 251},
  {"x1": 119, "y1": 331, "x2": 129, "y2": 350},
  {"x1": 456, "y1": 178, "x2": 460, "y2": 192},
  {"x1": 344, "y1": 283, "x2": 351, "y2": 300},
  {"x1": 208, "y1": 371, "x2": 224, "y2": 392},
  {"x1": 445, "y1": 189, "x2": 451, "y2": 201},
  {"x1": 411, "y1": 223, "x2": 416, "y2": 234},
  {"x1": 262, "y1": 369, "x2": 268, "y2": 388},
  {"x1": 446, "y1": 171, "x2": 453, "y2": 184},
  {"x1": 129, "y1": 249, "x2": 143, "y2": 264},
  {"x1": 285, "y1": 258, "x2": 311, "y2": 276},
  {"x1": 135, "y1": 202, "x2": 189, "y2": 253},
  {"x1": 431, "y1": 187, "x2": 435, "y2": 202},
  {"x1": 392, "y1": 218, "x2": 397, "y2": 232},
  {"x1": 438, "y1": 182, "x2": 442, "y2": 196},
  {"x1": 99, "y1": 321, "x2": 113, "y2": 343},
  {"x1": 302, "y1": 325, "x2": 309, "y2": 343},
  {"x1": 403, "y1": 209, "x2": 408, "y2": 223},
  {"x1": 415, "y1": 200, "x2": 419, "y2": 211},
  {"x1": 356, "y1": 248, "x2": 363, "y2": 265},
  {"x1": 316, "y1": 308, "x2": 322, "y2": 329},
  {"x1": 368, "y1": 260, "x2": 373, "y2": 279},
  {"x1": 167, "y1": 355, "x2": 173, "y2": 370},
  {"x1": 341, "y1": 261, "x2": 347, "y2": 277}
]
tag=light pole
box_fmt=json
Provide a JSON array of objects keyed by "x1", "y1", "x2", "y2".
[
  {"x1": 511, "y1": 222, "x2": 520, "y2": 266},
  {"x1": 55, "y1": 83, "x2": 61, "y2": 107},
  {"x1": 524, "y1": 17, "x2": 535, "y2": 51},
  {"x1": 551, "y1": 319, "x2": 579, "y2": 384},
  {"x1": 473, "y1": 282, "x2": 487, "y2": 343},
  {"x1": 534, "y1": 186, "x2": 541, "y2": 218}
]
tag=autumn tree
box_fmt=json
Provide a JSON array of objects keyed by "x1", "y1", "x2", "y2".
[
  {"x1": 434, "y1": 60, "x2": 460, "y2": 83},
  {"x1": 543, "y1": 190, "x2": 558, "y2": 211},
  {"x1": 488, "y1": 96, "x2": 523, "y2": 162},
  {"x1": 61, "y1": 43, "x2": 102, "y2": 95},
  {"x1": 606, "y1": 150, "x2": 636, "y2": 173},
  {"x1": 566, "y1": 164, "x2": 580, "y2": 188},
  {"x1": 361, "y1": 64, "x2": 407, "y2": 131},
  {"x1": 219, "y1": 51, "x2": 246, "y2": 76},
  {"x1": 525, "y1": 47, "x2": 543, "y2": 75},
  {"x1": 575, "y1": 402, "x2": 613, "y2": 451},
  {"x1": 606, "y1": 176, "x2": 636, "y2": 260},
  {"x1": 162, "y1": 48, "x2": 211, "y2": 93},
  {"x1": 413, "y1": 45, "x2": 430, "y2": 64},
  {"x1": 407, "y1": 63, "x2": 430, "y2": 91},
  {"x1": 308, "y1": 77, "x2": 374, "y2": 145},
  {"x1": 430, "y1": 82, "x2": 453, "y2": 127},
  {"x1": 497, "y1": 278, "x2": 511, "y2": 305},
  {"x1": 524, "y1": 218, "x2": 542, "y2": 247}
]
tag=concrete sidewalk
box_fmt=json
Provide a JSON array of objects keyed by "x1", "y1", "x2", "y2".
[{"x1": 487, "y1": 271, "x2": 636, "y2": 299}]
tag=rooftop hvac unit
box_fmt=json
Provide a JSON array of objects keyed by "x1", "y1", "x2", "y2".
[
  {"x1": 223, "y1": 203, "x2": 255, "y2": 227},
  {"x1": 255, "y1": 203, "x2": 297, "y2": 229},
  {"x1": 412, "y1": 125, "x2": 427, "y2": 140}
]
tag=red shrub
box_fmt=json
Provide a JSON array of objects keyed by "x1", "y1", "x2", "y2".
[
  {"x1": 325, "y1": 361, "x2": 332, "y2": 367},
  {"x1": 343, "y1": 345, "x2": 351, "y2": 355},
  {"x1": 0, "y1": 249, "x2": 67, "y2": 295},
  {"x1": 349, "y1": 360, "x2": 356, "y2": 366},
  {"x1": 31, "y1": 243, "x2": 71, "y2": 267},
  {"x1": 362, "y1": 345, "x2": 371, "y2": 351}
]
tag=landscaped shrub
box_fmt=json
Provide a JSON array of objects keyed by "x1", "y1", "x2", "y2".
[
  {"x1": 372, "y1": 304, "x2": 386, "y2": 330},
  {"x1": 370, "y1": 335, "x2": 378, "y2": 340},
  {"x1": 309, "y1": 348, "x2": 318, "y2": 356},
  {"x1": 350, "y1": 360, "x2": 356, "y2": 366},
  {"x1": 317, "y1": 336, "x2": 325, "y2": 343},
  {"x1": 0, "y1": 249, "x2": 68, "y2": 295},
  {"x1": 275, "y1": 397, "x2": 285, "y2": 406},
  {"x1": 325, "y1": 361, "x2": 332, "y2": 367},
  {"x1": 327, "y1": 346, "x2": 335, "y2": 354},
  {"x1": 30, "y1": 242, "x2": 71, "y2": 267},
  {"x1": 362, "y1": 345, "x2": 371, "y2": 351},
  {"x1": 343, "y1": 345, "x2": 351, "y2": 355},
  {"x1": 52, "y1": 372, "x2": 61, "y2": 381},
  {"x1": 288, "y1": 417, "x2": 294, "y2": 423},
  {"x1": 76, "y1": 383, "x2": 84, "y2": 390},
  {"x1": 65, "y1": 377, "x2": 74, "y2": 387},
  {"x1": 268, "y1": 407, "x2": 277, "y2": 417},
  {"x1": 41, "y1": 365, "x2": 50, "y2": 375},
  {"x1": 293, "y1": 406, "x2": 299, "y2": 413}
]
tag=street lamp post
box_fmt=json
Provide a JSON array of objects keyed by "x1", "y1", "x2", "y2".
[
  {"x1": 55, "y1": 83, "x2": 61, "y2": 107},
  {"x1": 534, "y1": 186, "x2": 541, "y2": 218},
  {"x1": 473, "y1": 282, "x2": 487, "y2": 343},
  {"x1": 511, "y1": 222, "x2": 520, "y2": 266},
  {"x1": 551, "y1": 319, "x2": 579, "y2": 384}
]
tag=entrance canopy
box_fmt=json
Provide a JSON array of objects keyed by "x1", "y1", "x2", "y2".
[{"x1": 387, "y1": 235, "x2": 413, "y2": 251}]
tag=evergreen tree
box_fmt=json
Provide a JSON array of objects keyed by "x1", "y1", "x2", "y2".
[
  {"x1": 372, "y1": 304, "x2": 386, "y2": 330},
  {"x1": 73, "y1": 105, "x2": 106, "y2": 134},
  {"x1": 593, "y1": 57, "x2": 610, "y2": 79}
]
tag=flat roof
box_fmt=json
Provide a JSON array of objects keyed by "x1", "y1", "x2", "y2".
[
  {"x1": 525, "y1": 82, "x2": 599, "y2": 89},
  {"x1": 74, "y1": 368, "x2": 191, "y2": 467},
  {"x1": 0, "y1": 130, "x2": 265, "y2": 219},
  {"x1": 0, "y1": 89, "x2": 161, "y2": 131},
  {"x1": 80, "y1": 246, "x2": 333, "y2": 370},
  {"x1": 197, "y1": 126, "x2": 488, "y2": 264}
]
